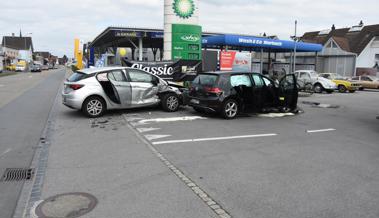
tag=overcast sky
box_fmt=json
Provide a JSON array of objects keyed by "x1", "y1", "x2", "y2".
[{"x1": 1, "y1": 0, "x2": 377, "y2": 58}]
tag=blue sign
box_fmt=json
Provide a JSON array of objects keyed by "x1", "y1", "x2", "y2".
[
  {"x1": 202, "y1": 35, "x2": 322, "y2": 52},
  {"x1": 150, "y1": 32, "x2": 164, "y2": 38}
]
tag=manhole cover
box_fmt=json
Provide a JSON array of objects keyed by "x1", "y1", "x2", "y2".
[{"x1": 35, "y1": 192, "x2": 97, "y2": 218}]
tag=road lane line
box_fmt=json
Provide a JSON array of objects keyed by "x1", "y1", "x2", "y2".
[
  {"x1": 144, "y1": 134, "x2": 171, "y2": 141},
  {"x1": 307, "y1": 128, "x2": 336, "y2": 133},
  {"x1": 137, "y1": 127, "x2": 160, "y2": 133},
  {"x1": 137, "y1": 116, "x2": 206, "y2": 125},
  {"x1": 0, "y1": 148, "x2": 11, "y2": 158},
  {"x1": 153, "y1": 133, "x2": 278, "y2": 145}
]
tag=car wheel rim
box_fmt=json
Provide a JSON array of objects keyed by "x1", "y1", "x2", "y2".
[
  {"x1": 87, "y1": 100, "x2": 102, "y2": 116},
  {"x1": 315, "y1": 85, "x2": 321, "y2": 93},
  {"x1": 225, "y1": 102, "x2": 237, "y2": 118},
  {"x1": 167, "y1": 96, "x2": 179, "y2": 110}
]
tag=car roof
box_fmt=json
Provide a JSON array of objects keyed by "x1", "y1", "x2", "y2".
[{"x1": 77, "y1": 66, "x2": 127, "y2": 74}]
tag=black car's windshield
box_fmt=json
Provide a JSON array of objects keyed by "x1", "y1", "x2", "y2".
[{"x1": 193, "y1": 74, "x2": 218, "y2": 86}]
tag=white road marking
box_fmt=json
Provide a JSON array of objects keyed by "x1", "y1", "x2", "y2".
[
  {"x1": 125, "y1": 117, "x2": 143, "y2": 122},
  {"x1": 307, "y1": 128, "x2": 336, "y2": 133},
  {"x1": 145, "y1": 134, "x2": 171, "y2": 141},
  {"x1": 137, "y1": 116, "x2": 206, "y2": 125},
  {"x1": 137, "y1": 127, "x2": 161, "y2": 133},
  {"x1": 125, "y1": 117, "x2": 232, "y2": 218},
  {"x1": 258, "y1": 112, "x2": 295, "y2": 118},
  {"x1": 0, "y1": 148, "x2": 11, "y2": 158},
  {"x1": 153, "y1": 133, "x2": 278, "y2": 145}
]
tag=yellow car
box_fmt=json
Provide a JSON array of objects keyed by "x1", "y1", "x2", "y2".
[
  {"x1": 6, "y1": 64, "x2": 16, "y2": 71},
  {"x1": 319, "y1": 73, "x2": 361, "y2": 93}
]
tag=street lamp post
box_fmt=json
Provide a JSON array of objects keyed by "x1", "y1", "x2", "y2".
[{"x1": 293, "y1": 21, "x2": 298, "y2": 73}]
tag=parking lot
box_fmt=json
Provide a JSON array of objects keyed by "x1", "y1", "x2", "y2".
[{"x1": 28, "y1": 84, "x2": 379, "y2": 218}]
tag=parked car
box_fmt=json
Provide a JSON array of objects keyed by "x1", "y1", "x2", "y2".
[
  {"x1": 186, "y1": 72, "x2": 298, "y2": 119},
  {"x1": 319, "y1": 73, "x2": 361, "y2": 93},
  {"x1": 351, "y1": 75, "x2": 379, "y2": 89},
  {"x1": 15, "y1": 64, "x2": 26, "y2": 72},
  {"x1": 62, "y1": 67, "x2": 182, "y2": 117},
  {"x1": 294, "y1": 70, "x2": 337, "y2": 93},
  {"x1": 6, "y1": 64, "x2": 16, "y2": 71},
  {"x1": 30, "y1": 64, "x2": 42, "y2": 72}
]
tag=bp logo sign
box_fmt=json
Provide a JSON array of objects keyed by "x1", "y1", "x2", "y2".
[
  {"x1": 180, "y1": 34, "x2": 199, "y2": 42},
  {"x1": 173, "y1": 0, "x2": 195, "y2": 19}
]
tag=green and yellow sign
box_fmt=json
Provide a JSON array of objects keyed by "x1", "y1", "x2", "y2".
[{"x1": 172, "y1": 24, "x2": 202, "y2": 60}]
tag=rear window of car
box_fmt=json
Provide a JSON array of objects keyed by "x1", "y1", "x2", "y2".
[
  {"x1": 192, "y1": 74, "x2": 219, "y2": 86},
  {"x1": 67, "y1": 72, "x2": 93, "y2": 82}
]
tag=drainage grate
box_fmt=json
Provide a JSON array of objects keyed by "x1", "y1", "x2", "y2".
[{"x1": 1, "y1": 168, "x2": 34, "y2": 182}]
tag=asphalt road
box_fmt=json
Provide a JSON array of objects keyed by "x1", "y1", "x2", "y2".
[{"x1": 0, "y1": 69, "x2": 65, "y2": 218}]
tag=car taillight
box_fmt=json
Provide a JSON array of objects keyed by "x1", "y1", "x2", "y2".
[
  {"x1": 204, "y1": 87, "x2": 223, "y2": 94},
  {"x1": 69, "y1": 84, "x2": 84, "y2": 90}
]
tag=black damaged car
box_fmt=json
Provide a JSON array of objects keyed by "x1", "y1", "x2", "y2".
[{"x1": 187, "y1": 72, "x2": 298, "y2": 119}]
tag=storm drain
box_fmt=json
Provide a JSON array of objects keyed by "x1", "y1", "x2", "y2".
[{"x1": 1, "y1": 168, "x2": 34, "y2": 182}]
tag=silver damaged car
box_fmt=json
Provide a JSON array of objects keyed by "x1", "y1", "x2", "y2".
[{"x1": 62, "y1": 67, "x2": 182, "y2": 117}]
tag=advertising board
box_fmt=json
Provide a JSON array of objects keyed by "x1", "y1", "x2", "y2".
[{"x1": 220, "y1": 51, "x2": 252, "y2": 71}]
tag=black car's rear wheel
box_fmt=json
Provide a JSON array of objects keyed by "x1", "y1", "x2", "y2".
[
  {"x1": 161, "y1": 93, "x2": 180, "y2": 112},
  {"x1": 82, "y1": 96, "x2": 106, "y2": 118},
  {"x1": 221, "y1": 99, "x2": 239, "y2": 119}
]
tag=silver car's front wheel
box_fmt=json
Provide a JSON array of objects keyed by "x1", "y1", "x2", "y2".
[
  {"x1": 83, "y1": 96, "x2": 106, "y2": 118},
  {"x1": 161, "y1": 93, "x2": 180, "y2": 112}
]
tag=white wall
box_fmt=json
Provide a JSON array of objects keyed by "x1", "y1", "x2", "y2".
[
  {"x1": 18, "y1": 49, "x2": 33, "y2": 62},
  {"x1": 356, "y1": 37, "x2": 379, "y2": 68}
]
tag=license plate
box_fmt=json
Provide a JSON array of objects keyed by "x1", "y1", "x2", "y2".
[{"x1": 190, "y1": 99, "x2": 199, "y2": 104}]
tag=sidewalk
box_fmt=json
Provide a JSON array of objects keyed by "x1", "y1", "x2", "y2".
[{"x1": 26, "y1": 94, "x2": 216, "y2": 218}]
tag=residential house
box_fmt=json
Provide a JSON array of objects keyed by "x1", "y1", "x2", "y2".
[
  {"x1": 298, "y1": 22, "x2": 379, "y2": 77},
  {"x1": 1, "y1": 34, "x2": 34, "y2": 63}
]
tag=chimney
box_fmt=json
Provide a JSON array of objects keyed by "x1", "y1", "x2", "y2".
[
  {"x1": 359, "y1": 20, "x2": 364, "y2": 27},
  {"x1": 331, "y1": 24, "x2": 336, "y2": 30}
]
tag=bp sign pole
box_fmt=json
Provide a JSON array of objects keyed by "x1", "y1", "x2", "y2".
[{"x1": 163, "y1": 0, "x2": 201, "y2": 61}]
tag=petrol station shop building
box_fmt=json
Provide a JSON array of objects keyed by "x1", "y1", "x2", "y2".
[{"x1": 88, "y1": 26, "x2": 322, "y2": 77}]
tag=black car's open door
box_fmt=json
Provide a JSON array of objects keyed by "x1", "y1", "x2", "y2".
[{"x1": 279, "y1": 74, "x2": 298, "y2": 110}]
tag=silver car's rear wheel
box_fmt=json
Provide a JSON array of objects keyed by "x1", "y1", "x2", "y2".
[{"x1": 82, "y1": 96, "x2": 106, "y2": 118}]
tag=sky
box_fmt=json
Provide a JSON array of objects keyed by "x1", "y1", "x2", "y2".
[{"x1": 1, "y1": 0, "x2": 378, "y2": 58}]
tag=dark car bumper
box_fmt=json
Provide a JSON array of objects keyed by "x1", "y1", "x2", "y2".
[{"x1": 187, "y1": 96, "x2": 223, "y2": 112}]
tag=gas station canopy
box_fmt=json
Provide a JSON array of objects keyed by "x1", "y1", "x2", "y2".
[
  {"x1": 202, "y1": 34, "x2": 323, "y2": 53},
  {"x1": 89, "y1": 27, "x2": 323, "y2": 54}
]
